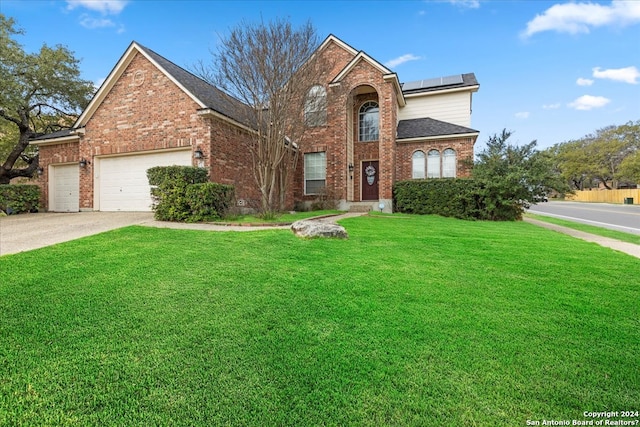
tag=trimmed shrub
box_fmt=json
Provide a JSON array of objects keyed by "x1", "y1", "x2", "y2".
[
  {"x1": 0, "y1": 185, "x2": 40, "y2": 214},
  {"x1": 393, "y1": 179, "x2": 487, "y2": 220},
  {"x1": 147, "y1": 166, "x2": 209, "y2": 221},
  {"x1": 394, "y1": 179, "x2": 525, "y2": 221},
  {"x1": 185, "y1": 182, "x2": 234, "y2": 222}
]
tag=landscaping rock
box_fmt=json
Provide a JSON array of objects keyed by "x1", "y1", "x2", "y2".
[{"x1": 291, "y1": 220, "x2": 349, "y2": 239}]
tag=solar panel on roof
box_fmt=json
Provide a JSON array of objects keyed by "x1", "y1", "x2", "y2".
[
  {"x1": 402, "y1": 81, "x2": 422, "y2": 91},
  {"x1": 442, "y1": 75, "x2": 464, "y2": 85},
  {"x1": 402, "y1": 74, "x2": 464, "y2": 91},
  {"x1": 419, "y1": 77, "x2": 442, "y2": 88}
]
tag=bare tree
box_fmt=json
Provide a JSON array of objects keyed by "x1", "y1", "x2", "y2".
[{"x1": 195, "y1": 18, "x2": 327, "y2": 216}]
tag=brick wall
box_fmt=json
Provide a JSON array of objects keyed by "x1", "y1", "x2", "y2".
[
  {"x1": 75, "y1": 52, "x2": 209, "y2": 209},
  {"x1": 207, "y1": 118, "x2": 263, "y2": 209},
  {"x1": 293, "y1": 40, "x2": 400, "y2": 205}
]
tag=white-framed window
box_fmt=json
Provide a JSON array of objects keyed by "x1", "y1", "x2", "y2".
[
  {"x1": 304, "y1": 85, "x2": 327, "y2": 127},
  {"x1": 412, "y1": 150, "x2": 426, "y2": 179},
  {"x1": 443, "y1": 148, "x2": 457, "y2": 178},
  {"x1": 359, "y1": 101, "x2": 379, "y2": 142},
  {"x1": 427, "y1": 149, "x2": 441, "y2": 178},
  {"x1": 304, "y1": 151, "x2": 326, "y2": 195}
]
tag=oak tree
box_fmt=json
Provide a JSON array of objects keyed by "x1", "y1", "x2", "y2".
[{"x1": 0, "y1": 14, "x2": 94, "y2": 184}]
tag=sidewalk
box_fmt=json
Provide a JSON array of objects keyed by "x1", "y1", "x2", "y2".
[{"x1": 523, "y1": 217, "x2": 640, "y2": 259}]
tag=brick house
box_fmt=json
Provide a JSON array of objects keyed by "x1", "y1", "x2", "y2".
[{"x1": 32, "y1": 35, "x2": 479, "y2": 213}]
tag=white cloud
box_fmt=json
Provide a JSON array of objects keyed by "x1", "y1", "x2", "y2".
[
  {"x1": 447, "y1": 0, "x2": 480, "y2": 9},
  {"x1": 568, "y1": 95, "x2": 611, "y2": 110},
  {"x1": 384, "y1": 54, "x2": 421, "y2": 68},
  {"x1": 515, "y1": 112, "x2": 530, "y2": 119},
  {"x1": 79, "y1": 14, "x2": 115, "y2": 29},
  {"x1": 592, "y1": 66, "x2": 640, "y2": 84},
  {"x1": 543, "y1": 103, "x2": 561, "y2": 110},
  {"x1": 576, "y1": 77, "x2": 594, "y2": 86},
  {"x1": 522, "y1": 0, "x2": 640, "y2": 38},
  {"x1": 67, "y1": 0, "x2": 128, "y2": 14}
]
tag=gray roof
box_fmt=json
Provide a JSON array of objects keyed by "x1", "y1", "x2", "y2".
[
  {"x1": 136, "y1": 43, "x2": 256, "y2": 128},
  {"x1": 401, "y1": 73, "x2": 478, "y2": 95},
  {"x1": 397, "y1": 117, "x2": 478, "y2": 139},
  {"x1": 32, "y1": 129, "x2": 74, "y2": 141}
]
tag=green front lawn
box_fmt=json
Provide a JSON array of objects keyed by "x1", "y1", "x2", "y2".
[{"x1": 1, "y1": 215, "x2": 638, "y2": 426}]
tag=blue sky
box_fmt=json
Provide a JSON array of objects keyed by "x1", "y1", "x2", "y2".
[{"x1": 2, "y1": 0, "x2": 639, "y2": 151}]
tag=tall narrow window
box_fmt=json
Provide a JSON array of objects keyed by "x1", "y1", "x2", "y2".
[
  {"x1": 304, "y1": 152, "x2": 326, "y2": 195},
  {"x1": 359, "y1": 101, "x2": 379, "y2": 142},
  {"x1": 304, "y1": 85, "x2": 327, "y2": 127},
  {"x1": 443, "y1": 148, "x2": 457, "y2": 178},
  {"x1": 412, "y1": 150, "x2": 426, "y2": 179},
  {"x1": 427, "y1": 149, "x2": 441, "y2": 178}
]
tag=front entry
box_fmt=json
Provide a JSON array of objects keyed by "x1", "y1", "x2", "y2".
[{"x1": 361, "y1": 160, "x2": 379, "y2": 201}]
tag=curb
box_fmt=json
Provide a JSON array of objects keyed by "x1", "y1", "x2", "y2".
[{"x1": 523, "y1": 217, "x2": 640, "y2": 259}]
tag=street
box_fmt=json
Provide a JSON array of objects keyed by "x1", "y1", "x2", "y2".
[{"x1": 528, "y1": 201, "x2": 640, "y2": 235}]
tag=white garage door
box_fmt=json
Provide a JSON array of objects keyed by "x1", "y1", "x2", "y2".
[
  {"x1": 51, "y1": 164, "x2": 79, "y2": 212},
  {"x1": 97, "y1": 149, "x2": 192, "y2": 211}
]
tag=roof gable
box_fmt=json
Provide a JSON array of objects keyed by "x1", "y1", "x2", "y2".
[
  {"x1": 329, "y1": 51, "x2": 406, "y2": 107},
  {"x1": 330, "y1": 51, "x2": 393, "y2": 84},
  {"x1": 75, "y1": 41, "x2": 254, "y2": 130},
  {"x1": 316, "y1": 34, "x2": 359, "y2": 57}
]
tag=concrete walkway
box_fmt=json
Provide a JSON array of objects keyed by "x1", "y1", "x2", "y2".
[{"x1": 524, "y1": 217, "x2": 640, "y2": 259}]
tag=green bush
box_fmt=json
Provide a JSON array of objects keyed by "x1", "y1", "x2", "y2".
[
  {"x1": 393, "y1": 179, "x2": 486, "y2": 220},
  {"x1": 147, "y1": 166, "x2": 209, "y2": 221},
  {"x1": 146, "y1": 166, "x2": 235, "y2": 222},
  {"x1": 393, "y1": 179, "x2": 525, "y2": 221},
  {"x1": 185, "y1": 182, "x2": 234, "y2": 222},
  {"x1": 0, "y1": 185, "x2": 40, "y2": 214}
]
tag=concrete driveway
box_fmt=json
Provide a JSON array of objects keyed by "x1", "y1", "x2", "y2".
[{"x1": 0, "y1": 212, "x2": 155, "y2": 256}]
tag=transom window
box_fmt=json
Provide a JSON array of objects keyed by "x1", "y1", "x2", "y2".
[
  {"x1": 359, "y1": 101, "x2": 379, "y2": 142},
  {"x1": 304, "y1": 85, "x2": 327, "y2": 127},
  {"x1": 304, "y1": 152, "x2": 326, "y2": 195}
]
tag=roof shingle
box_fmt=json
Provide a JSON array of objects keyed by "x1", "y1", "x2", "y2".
[
  {"x1": 136, "y1": 43, "x2": 256, "y2": 129},
  {"x1": 397, "y1": 117, "x2": 478, "y2": 139}
]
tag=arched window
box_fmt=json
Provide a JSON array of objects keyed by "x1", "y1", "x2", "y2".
[
  {"x1": 304, "y1": 85, "x2": 327, "y2": 127},
  {"x1": 359, "y1": 101, "x2": 379, "y2": 142},
  {"x1": 443, "y1": 148, "x2": 457, "y2": 178},
  {"x1": 412, "y1": 150, "x2": 426, "y2": 179},
  {"x1": 427, "y1": 150, "x2": 440, "y2": 178}
]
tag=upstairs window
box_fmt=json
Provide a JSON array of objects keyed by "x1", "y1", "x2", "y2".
[
  {"x1": 412, "y1": 150, "x2": 426, "y2": 179},
  {"x1": 359, "y1": 101, "x2": 379, "y2": 142},
  {"x1": 304, "y1": 85, "x2": 327, "y2": 127}
]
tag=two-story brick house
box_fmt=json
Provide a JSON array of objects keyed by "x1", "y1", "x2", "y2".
[{"x1": 32, "y1": 34, "x2": 479, "y2": 213}]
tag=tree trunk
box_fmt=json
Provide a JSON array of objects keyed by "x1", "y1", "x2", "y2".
[{"x1": 0, "y1": 122, "x2": 39, "y2": 184}]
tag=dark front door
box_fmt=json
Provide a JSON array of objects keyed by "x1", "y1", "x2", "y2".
[{"x1": 361, "y1": 160, "x2": 379, "y2": 201}]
